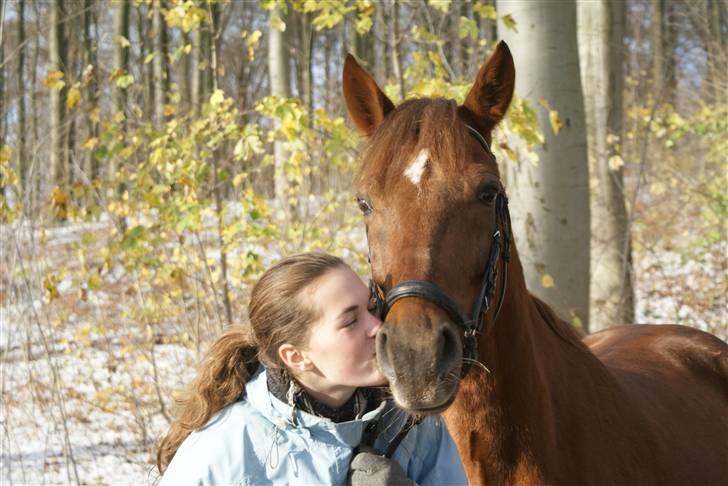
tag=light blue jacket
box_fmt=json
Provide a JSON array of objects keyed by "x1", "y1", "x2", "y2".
[{"x1": 161, "y1": 368, "x2": 467, "y2": 486}]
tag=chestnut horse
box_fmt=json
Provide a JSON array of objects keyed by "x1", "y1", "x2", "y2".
[{"x1": 343, "y1": 42, "x2": 728, "y2": 485}]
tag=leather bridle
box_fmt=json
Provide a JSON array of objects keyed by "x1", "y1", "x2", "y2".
[{"x1": 367, "y1": 124, "x2": 513, "y2": 376}]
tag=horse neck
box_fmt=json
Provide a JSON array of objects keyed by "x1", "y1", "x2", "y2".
[{"x1": 445, "y1": 242, "x2": 613, "y2": 481}]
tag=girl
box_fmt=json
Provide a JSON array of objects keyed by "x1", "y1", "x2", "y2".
[{"x1": 157, "y1": 252, "x2": 466, "y2": 485}]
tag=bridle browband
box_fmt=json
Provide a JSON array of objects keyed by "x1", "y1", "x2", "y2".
[{"x1": 368, "y1": 123, "x2": 513, "y2": 376}]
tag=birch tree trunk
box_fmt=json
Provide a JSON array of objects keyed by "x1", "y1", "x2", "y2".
[
  {"x1": 578, "y1": 0, "x2": 634, "y2": 331},
  {"x1": 267, "y1": 4, "x2": 290, "y2": 216},
  {"x1": 498, "y1": 0, "x2": 591, "y2": 329}
]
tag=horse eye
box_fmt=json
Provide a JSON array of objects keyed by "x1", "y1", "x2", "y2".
[
  {"x1": 357, "y1": 197, "x2": 373, "y2": 215},
  {"x1": 477, "y1": 189, "x2": 497, "y2": 205}
]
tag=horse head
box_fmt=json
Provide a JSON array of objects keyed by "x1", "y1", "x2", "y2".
[{"x1": 343, "y1": 42, "x2": 515, "y2": 413}]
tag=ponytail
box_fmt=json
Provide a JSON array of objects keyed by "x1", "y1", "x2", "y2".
[{"x1": 156, "y1": 325, "x2": 259, "y2": 473}]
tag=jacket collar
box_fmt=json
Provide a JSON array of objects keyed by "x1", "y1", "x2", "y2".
[{"x1": 245, "y1": 367, "x2": 388, "y2": 447}]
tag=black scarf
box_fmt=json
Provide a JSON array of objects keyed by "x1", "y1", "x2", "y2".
[{"x1": 266, "y1": 367, "x2": 382, "y2": 423}]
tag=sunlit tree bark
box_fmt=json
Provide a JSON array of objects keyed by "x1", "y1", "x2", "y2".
[
  {"x1": 498, "y1": 0, "x2": 591, "y2": 329},
  {"x1": 578, "y1": 0, "x2": 634, "y2": 331}
]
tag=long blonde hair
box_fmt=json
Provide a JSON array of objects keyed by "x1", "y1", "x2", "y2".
[{"x1": 156, "y1": 252, "x2": 345, "y2": 473}]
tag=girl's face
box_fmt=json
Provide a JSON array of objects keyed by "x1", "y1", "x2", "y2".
[{"x1": 300, "y1": 265, "x2": 387, "y2": 393}]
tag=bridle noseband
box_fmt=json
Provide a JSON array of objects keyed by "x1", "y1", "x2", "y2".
[{"x1": 368, "y1": 124, "x2": 512, "y2": 376}]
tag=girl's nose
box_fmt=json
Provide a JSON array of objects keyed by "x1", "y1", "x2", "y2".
[{"x1": 367, "y1": 313, "x2": 383, "y2": 337}]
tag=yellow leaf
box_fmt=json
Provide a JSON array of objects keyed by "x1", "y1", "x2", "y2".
[
  {"x1": 43, "y1": 70, "x2": 66, "y2": 91},
  {"x1": 649, "y1": 181, "x2": 666, "y2": 195},
  {"x1": 209, "y1": 89, "x2": 225, "y2": 106},
  {"x1": 83, "y1": 64, "x2": 94, "y2": 82},
  {"x1": 430, "y1": 0, "x2": 451, "y2": 13},
  {"x1": 163, "y1": 104, "x2": 177, "y2": 116},
  {"x1": 43, "y1": 273, "x2": 60, "y2": 301},
  {"x1": 0, "y1": 145, "x2": 11, "y2": 163},
  {"x1": 81, "y1": 137, "x2": 98, "y2": 150},
  {"x1": 118, "y1": 35, "x2": 131, "y2": 48},
  {"x1": 87, "y1": 274, "x2": 102, "y2": 291},
  {"x1": 549, "y1": 110, "x2": 561, "y2": 135},
  {"x1": 270, "y1": 14, "x2": 286, "y2": 32},
  {"x1": 51, "y1": 187, "x2": 69, "y2": 207},
  {"x1": 607, "y1": 155, "x2": 624, "y2": 171},
  {"x1": 67, "y1": 86, "x2": 81, "y2": 109},
  {"x1": 113, "y1": 111, "x2": 126, "y2": 123},
  {"x1": 541, "y1": 273, "x2": 555, "y2": 288},
  {"x1": 501, "y1": 14, "x2": 518, "y2": 32}
]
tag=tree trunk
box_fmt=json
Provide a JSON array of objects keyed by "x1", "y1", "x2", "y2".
[
  {"x1": 578, "y1": 0, "x2": 634, "y2": 332},
  {"x1": 16, "y1": 0, "x2": 27, "y2": 197},
  {"x1": 140, "y1": 3, "x2": 155, "y2": 121},
  {"x1": 83, "y1": 0, "x2": 99, "y2": 181},
  {"x1": 30, "y1": 0, "x2": 40, "y2": 201},
  {"x1": 0, "y1": 9, "x2": 5, "y2": 150},
  {"x1": 498, "y1": 0, "x2": 591, "y2": 329},
  {"x1": 268, "y1": 3, "x2": 291, "y2": 216},
  {"x1": 111, "y1": 0, "x2": 130, "y2": 182},
  {"x1": 449, "y1": 0, "x2": 464, "y2": 79},
  {"x1": 651, "y1": 0, "x2": 676, "y2": 104},
  {"x1": 298, "y1": 11, "x2": 314, "y2": 116},
  {"x1": 49, "y1": 0, "x2": 68, "y2": 188},
  {"x1": 180, "y1": 30, "x2": 192, "y2": 114},
  {"x1": 207, "y1": 3, "x2": 233, "y2": 329},
  {"x1": 389, "y1": 1, "x2": 405, "y2": 100},
  {"x1": 153, "y1": 0, "x2": 169, "y2": 125},
  {"x1": 191, "y1": 27, "x2": 204, "y2": 114},
  {"x1": 373, "y1": 5, "x2": 387, "y2": 82}
]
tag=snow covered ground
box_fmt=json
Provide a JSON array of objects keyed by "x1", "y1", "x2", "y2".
[{"x1": 1, "y1": 216, "x2": 725, "y2": 485}]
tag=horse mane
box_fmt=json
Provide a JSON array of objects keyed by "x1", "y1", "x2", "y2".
[{"x1": 530, "y1": 294, "x2": 589, "y2": 353}]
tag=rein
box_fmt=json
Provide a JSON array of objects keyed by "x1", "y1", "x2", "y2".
[{"x1": 368, "y1": 123, "x2": 512, "y2": 376}]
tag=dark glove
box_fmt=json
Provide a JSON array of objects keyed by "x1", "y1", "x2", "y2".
[{"x1": 348, "y1": 447, "x2": 415, "y2": 486}]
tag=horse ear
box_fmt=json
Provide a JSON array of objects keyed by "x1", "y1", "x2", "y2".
[
  {"x1": 343, "y1": 53, "x2": 395, "y2": 136},
  {"x1": 460, "y1": 41, "x2": 515, "y2": 132}
]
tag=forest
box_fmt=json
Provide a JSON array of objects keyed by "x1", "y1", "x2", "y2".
[{"x1": 0, "y1": 0, "x2": 726, "y2": 483}]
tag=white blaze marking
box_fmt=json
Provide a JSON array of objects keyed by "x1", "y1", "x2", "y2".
[{"x1": 404, "y1": 149, "x2": 430, "y2": 187}]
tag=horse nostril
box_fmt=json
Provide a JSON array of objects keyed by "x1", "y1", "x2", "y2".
[
  {"x1": 438, "y1": 324, "x2": 459, "y2": 377},
  {"x1": 376, "y1": 329, "x2": 394, "y2": 379}
]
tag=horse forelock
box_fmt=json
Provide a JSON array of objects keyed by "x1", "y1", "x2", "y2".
[{"x1": 356, "y1": 98, "x2": 488, "y2": 194}]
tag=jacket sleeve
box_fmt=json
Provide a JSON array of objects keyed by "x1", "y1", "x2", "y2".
[{"x1": 411, "y1": 417, "x2": 468, "y2": 486}]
